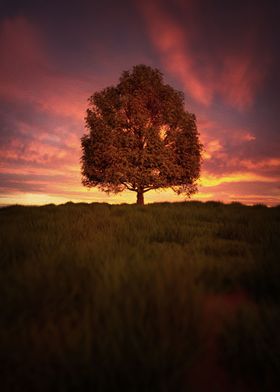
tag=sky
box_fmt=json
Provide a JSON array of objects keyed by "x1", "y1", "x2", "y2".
[{"x1": 0, "y1": 0, "x2": 279, "y2": 206}]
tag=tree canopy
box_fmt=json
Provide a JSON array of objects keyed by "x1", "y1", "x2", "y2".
[{"x1": 81, "y1": 64, "x2": 202, "y2": 204}]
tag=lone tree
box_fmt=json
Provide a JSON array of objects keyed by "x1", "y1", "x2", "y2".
[{"x1": 81, "y1": 65, "x2": 202, "y2": 205}]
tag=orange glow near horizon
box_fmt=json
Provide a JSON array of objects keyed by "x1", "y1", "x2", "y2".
[{"x1": 1, "y1": 166, "x2": 279, "y2": 206}]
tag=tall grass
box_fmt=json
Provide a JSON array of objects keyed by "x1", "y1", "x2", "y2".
[
  {"x1": 0, "y1": 201, "x2": 279, "y2": 390},
  {"x1": 219, "y1": 303, "x2": 280, "y2": 391}
]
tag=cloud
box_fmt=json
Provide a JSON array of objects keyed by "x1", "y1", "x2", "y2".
[
  {"x1": 139, "y1": 1, "x2": 213, "y2": 105},
  {"x1": 219, "y1": 54, "x2": 266, "y2": 109},
  {"x1": 139, "y1": 0, "x2": 268, "y2": 109},
  {"x1": 197, "y1": 113, "x2": 279, "y2": 195},
  {"x1": 202, "y1": 139, "x2": 223, "y2": 160},
  {"x1": 200, "y1": 172, "x2": 277, "y2": 187},
  {"x1": 0, "y1": 16, "x2": 95, "y2": 121}
]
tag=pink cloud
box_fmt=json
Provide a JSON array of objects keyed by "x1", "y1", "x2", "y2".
[
  {"x1": 219, "y1": 53, "x2": 266, "y2": 109},
  {"x1": 196, "y1": 115, "x2": 279, "y2": 186},
  {"x1": 139, "y1": 0, "x2": 268, "y2": 109},
  {"x1": 139, "y1": 1, "x2": 212, "y2": 105},
  {"x1": 0, "y1": 16, "x2": 97, "y2": 121},
  {"x1": 197, "y1": 116, "x2": 258, "y2": 167},
  {"x1": 0, "y1": 129, "x2": 80, "y2": 167},
  {"x1": 0, "y1": 17, "x2": 90, "y2": 198}
]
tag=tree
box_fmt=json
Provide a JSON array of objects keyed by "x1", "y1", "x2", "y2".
[{"x1": 81, "y1": 64, "x2": 202, "y2": 205}]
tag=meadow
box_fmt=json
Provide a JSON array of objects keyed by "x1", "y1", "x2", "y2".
[{"x1": 0, "y1": 201, "x2": 280, "y2": 391}]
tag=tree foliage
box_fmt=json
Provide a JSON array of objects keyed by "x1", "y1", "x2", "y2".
[{"x1": 81, "y1": 65, "x2": 202, "y2": 204}]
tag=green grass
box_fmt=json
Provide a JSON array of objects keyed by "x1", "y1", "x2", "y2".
[{"x1": 0, "y1": 201, "x2": 280, "y2": 391}]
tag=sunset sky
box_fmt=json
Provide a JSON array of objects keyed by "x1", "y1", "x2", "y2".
[{"x1": 0, "y1": 0, "x2": 279, "y2": 206}]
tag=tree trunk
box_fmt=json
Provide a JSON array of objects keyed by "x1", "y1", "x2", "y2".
[{"x1": 137, "y1": 191, "x2": 144, "y2": 205}]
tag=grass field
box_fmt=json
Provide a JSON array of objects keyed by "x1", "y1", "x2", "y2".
[{"x1": 1, "y1": 201, "x2": 280, "y2": 391}]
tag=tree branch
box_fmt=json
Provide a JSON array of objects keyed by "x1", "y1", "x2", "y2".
[
  {"x1": 143, "y1": 186, "x2": 159, "y2": 193},
  {"x1": 121, "y1": 182, "x2": 137, "y2": 192}
]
